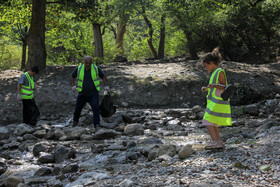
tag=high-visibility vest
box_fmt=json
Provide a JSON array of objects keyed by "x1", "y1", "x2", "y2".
[
  {"x1": 21, "y1": 72, "x2": 34, "y2": 99},
  {"x1": 203, "y1": 68, "x2": 232, "y2": 126},
  {"x1": 76, "y1": 64, "x2": 100, "y2": 92}
]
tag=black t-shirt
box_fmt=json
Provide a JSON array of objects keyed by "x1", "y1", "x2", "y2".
[{"x1": 71, "y1": 66, "x2": 105, "y2": 96}]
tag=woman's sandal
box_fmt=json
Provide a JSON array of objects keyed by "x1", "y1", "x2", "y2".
[{"x1": 205, "y1": 142, "x2": 225, "y2": 150}]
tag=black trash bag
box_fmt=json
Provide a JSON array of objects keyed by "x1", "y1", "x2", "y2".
[
  {"x1": 100, "y1": 92, "x2": 116, "y2": 118},
  {"x1": 221, "y1": 84, "x2": 234, "y2": 101},
  {"x1": 30, "y1": 99, "x2": 40, "y2": 126}
]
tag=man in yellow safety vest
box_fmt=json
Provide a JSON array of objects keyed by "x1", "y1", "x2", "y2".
[
  {"x1": 17, "y1": 66, "x2": 40, "y2": 126},
  {"x1": 70, "y1": 56, "x2": 109, "y2": 130}
]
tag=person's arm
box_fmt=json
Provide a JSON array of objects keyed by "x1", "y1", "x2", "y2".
[
  {"x1": 98, "y1": 66, "x2": 109, "y2": 87},
  {"x1": 207, "y1": 72, "x2": 226, "y2": 90},
  {"x1": 70, "y1": 76, "x2": 75, "y2": 87},
  {"x1": 17, "y1": 84, "x2": 22, "y2": 95},
  {"x1": 70, "y1": 67, "x2": 78, "y2": 92},
  {"x1": 102, "y1": 76, "x2": 109, "y2": 86}
]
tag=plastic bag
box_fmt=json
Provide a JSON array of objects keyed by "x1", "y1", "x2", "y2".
[
  {"x1": 221, "y1": 84, "x2": 234, "y2": 101},
  {"x1": 100, "y1": 92, "x2": 116, "y2": 118}
]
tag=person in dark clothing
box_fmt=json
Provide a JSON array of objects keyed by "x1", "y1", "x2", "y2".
[
  {"x1": 17, "y1": 66, "x2": 40, "y2": 126},
  {"x1": 70, "y1": 56, "x2": 109, "y2": 129}
]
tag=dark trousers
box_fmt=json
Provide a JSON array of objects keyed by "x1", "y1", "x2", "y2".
[
  {"x1": 22, "y1": 99, "x2": 40, "y2": 126},
  {"x1": 73, "y1": 94, "x2": 100, "y2": 127}
]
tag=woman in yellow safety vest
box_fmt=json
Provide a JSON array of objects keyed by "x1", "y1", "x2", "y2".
[{"x1": 201, "y1": 48, "x2": 232, "y2": 150}]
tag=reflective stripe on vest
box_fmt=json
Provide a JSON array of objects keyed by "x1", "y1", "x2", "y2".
[
  {"x1": 21, "y1": 72, "x2": 34, "y2": 99},
  {"x1": 203, "y1": 68, "x2": 232, "y2": 126},
  {"x1": 76, "y1": 64, "x2": 100, "y2": 92}
]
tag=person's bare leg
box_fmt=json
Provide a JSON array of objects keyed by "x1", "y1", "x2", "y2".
[
  {"x1": 214, "y1": 125, "x2": 223, "y2": 146},
  {"x1": 206, "y1": 125, "x2": 216, "y2": 142}
]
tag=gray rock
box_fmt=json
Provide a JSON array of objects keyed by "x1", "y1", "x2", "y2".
[
  {"x1": 101, "y1": 122, "x2": 118, "y2": 129},
  {"x1": 158, "y1": 144, "x2": 177, "y2": 157},
  {"x1": 193, "y1": 105, "x2": 203, "y2": 113},
  {"x1": 148, "y1": 148, "x2": 159, "y2": 161},
  {"x1": 103, "y1": 113, "x2": 123, "y2": 124},
  {"x1": 244, "y1": 104, "x2": 259, "y2": 116},
  {"x1": 33, "y1": 130, "x2": 46, "y2": 138},
  {"x1": 0, "y1": 162, "x2": 7, "y2": 175},
  {"x1": 27, "y1": 177, "x2": 47, "y2": 186},
  {"x1": 197, "y1": 111, "x2": 205, "y2": 119},
  {"x1": 3, "y1": 141, "x2": 20, "y2": 150},
  {"x1": 62, "y1": 163, "x2": 78, "y2": 174},
  {"x1": 119, "y1": 179, "x2": 133, "y2": 187},
  {"x1": 5, "y1": 176, "x2": 24, "y2": 187},
  {"x1": 53, "y1": 166, "x2": 61, "y2": 175},
  {"x1": 93, "y1": 129, "x2": 119, "y2": 140},
  {"x1": 37, "y1": 120, "x2": 50, "y2": 127},
  {"x1": 38, "y1": 152, "x2": 55, "y2": 163},
  {"x1": 53, "y1": 129, "x2": 65, "y2": 140},
  {"x1": 178, "y1": 144, "x2": 192, "y2": 159},
  {"x1": 166, "y1": 119, "x2": 181, "y2": 126},
  {"x1": 33, "y1": 143, "x2": 50, "y2": 157},
  {"x1": 138, "y1": 137, "x2": 163, "y2": 145},
  {"x1": 147, "y1": 124, "x2": 157, "y2": 130},
  {"x1": 256, "y1": 121, "x2": 280, "y2": 132},
  {"x1": 17, "y1": 142, "x2": 29, "y2": 152},
  {"x1": 80, "y1": 134, "x2": 93, "y2": 141},
  {"x1": 0, "y1": 127, "x2": 9, "y2": 140},
  {"x1": 54, "y1": 145, "x2": 76, "y2": 163},
  {"x1": 14, "y1": 123, "x2": 34, "y2": 136},
  {"x1": 166, "y1": 124, "x2": 184, "y2": 131},
  {"x1": 47, "y1": 178, "x2": 63, "y2": 187},
  {"x1": 124, "y1": 124, "x2": 144, "y2": 136},
  {"x1": 34, "y1": 167, "x2": 52, "y2": 176},
  {"x1": 23, "y1": 134, "x2": 37, "y2": 141},
  {"x1": 44, "y1": 130, "x2": 54, "y2": 140},
  {"x1": 265, "y1": 99, "x2": 279, "y2": 111},
  {"x1": 158, "y1": 154, "x2": 172, "y2": 162},
  {"x1": 64, "y1": 127, "x2": 88, "y2": 140}
]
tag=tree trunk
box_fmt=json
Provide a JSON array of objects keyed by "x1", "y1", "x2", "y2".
[
  {"x1": 158, "y1": 14, "x2": 166, "y2": 59},
  {"x1": 116, "y1": 20, "x2": 126, "y2": 55},
  {"x1": 142, "y1": 6, "x2": 158, "y2": 59},
  {"x1": 184, "y1": 31, "x2": 198, "y2": 60},
  {"x1": 21, "y1": 39, "x2": 27, "y2": 71},
  {"x1": 20, "y1": 26, "x2": 28, "y2": 71},
  {"x1": 26, "y1": 0, "x2": 47, "y2": 70},
  {"x1": 92, "y1": 21, "x2": 104, "y2": 61}
]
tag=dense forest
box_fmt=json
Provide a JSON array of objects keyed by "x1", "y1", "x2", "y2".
[{"x1": 0, "y1": 0, "x2": 279, "y2": 70}]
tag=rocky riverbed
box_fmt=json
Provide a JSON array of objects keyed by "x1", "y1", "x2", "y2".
[
  {"x1": 0, "y1": 93, "x2": 280, "y2": 186},
  {"x1": 0, "y1": 58, "x2": 280, "y2": 186}
]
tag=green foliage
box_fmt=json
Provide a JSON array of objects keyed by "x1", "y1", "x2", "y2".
[
  {"x1": 0, "y1": 0, "x2": 280, "y2": 70},
  {"x1": 0, "y1": 37, "x2": 21, "y2": 70},
  {"x1": 45, "y1": 12, "x2": 95, "y2": 65}
]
